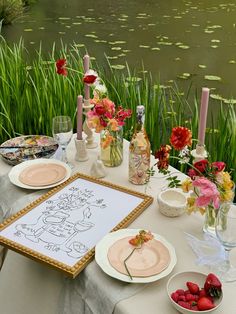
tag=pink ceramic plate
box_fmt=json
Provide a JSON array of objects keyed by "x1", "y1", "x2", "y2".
[
  {"x1": 18, "y1": 163, "x2": 67, "y2": 186},
  {"x1": 107, "y1": 236, "x2": 170, "y2": 277}
]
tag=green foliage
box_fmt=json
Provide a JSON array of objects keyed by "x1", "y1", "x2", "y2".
[
  {"x1": 0, "y1": 37, "x2": 236, "y2": 182},
  {"x1": 0, "y1": 0, "x2": 23, "y2": 25}
]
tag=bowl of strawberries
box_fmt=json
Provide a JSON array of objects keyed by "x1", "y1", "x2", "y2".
[{"x1": 167, "y1": 271, "x2": 223, "y2": 313}]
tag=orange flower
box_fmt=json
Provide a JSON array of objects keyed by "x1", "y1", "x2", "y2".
[
  {"x1": 101, "y1": 134, "x2": 114, "y2": 149},
  {"x1": 170, "y1": 126, "x2": 192, "y2": 151},
  {"x1": 129, "y1": 230, "x2": 154, "y2": 247},
  {"x1": 108, "y1": 118, "x2": 119, "y2": 131}
]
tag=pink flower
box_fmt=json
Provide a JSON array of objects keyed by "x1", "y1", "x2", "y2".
[{"x1": 193, "y1": 177, "x2": 220, "y2": 209}]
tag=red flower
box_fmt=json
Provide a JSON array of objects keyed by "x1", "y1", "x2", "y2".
[
  {"x1": 154, "y1": 145, "x2": 171, "y2": 170},
  {"x1": 193, "y1": 159, "x2": 208, "y2": 174},
  {"x1": 212, "y1": 161, "x2": 225, "y2": 173},
  {"x1": 83, "y1": 74, "x2": 97, "y2": 84},
  {"x1": 56, "y1": 59, "x2": 67, "y2": 76},
  {"x1": 170, "y1": 126, "x2": 192, "y2": 151}
]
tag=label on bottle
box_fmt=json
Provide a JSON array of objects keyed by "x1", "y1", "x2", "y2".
[{"x1": 129, "y1": 150, "x2": 150, "y2": 185}]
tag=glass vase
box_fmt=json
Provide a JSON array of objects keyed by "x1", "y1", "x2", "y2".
[
  {"x1": 203, "y1": 205, "x2": 218, "y2": 236},
  {"x1": 100, "y1": 128, "x2": 123, "y2": 167}
]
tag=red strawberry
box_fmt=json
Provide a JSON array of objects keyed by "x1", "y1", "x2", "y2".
[
  {"x1": 176, "y1": 289, "x2": 185, "y2": 295},
  {"x1": 178, "y1": 301, "x2": 191, "y2": 309},
  {"x1": 188, "y1": 300, "x2": 197, "y2": 307},
  {"x1": 186, "y1": 281, "x2": 200, "y2": 294},
  {"x1": 185, "y1": 294, "x2": 195, "y2": 301},
  {"x1": 199, "y1": 288, "x2": 207, "y2": 298},
  {"x1": 171, "y1": 292, "x2": 179, "y2": 303},
  {"x1": 204, "y1": 273, "x2": 222, "y2": 298},
  {"x1": 197, "y1": 297, "x2": 215, "y2": 311},
  {"x1": 184, "y1": 289, "x2": 190, "y2": 295},
  {"x1": 178, "y1": 295, "x2": 186, "y2": 302},
  {"x1": 191, "y1": 305, "x2": 199, "y2": 311}
]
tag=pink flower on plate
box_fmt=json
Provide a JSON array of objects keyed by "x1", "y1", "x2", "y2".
[{"x1": 193, "y1": 177, "x2": 220, "y2": 209}]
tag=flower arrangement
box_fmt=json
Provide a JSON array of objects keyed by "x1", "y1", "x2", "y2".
[
  {"x1": 154, "y1": 126, "x2": 234, "y2": 218},
  {"x1": 87, "y1": 89, "x2": 132, "y2": 166}
]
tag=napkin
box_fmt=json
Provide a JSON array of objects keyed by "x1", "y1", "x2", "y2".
[{"x1": 185, "y1": 232, "x2": 227, "y2": 266}]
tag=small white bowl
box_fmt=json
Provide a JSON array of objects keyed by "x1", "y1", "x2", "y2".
[
  {"x1": 167, "y1": 271, "x2": 223, "y2": 314},
  {"x1": 157, "y1": 189, "x2": 187, "y2": 217}
]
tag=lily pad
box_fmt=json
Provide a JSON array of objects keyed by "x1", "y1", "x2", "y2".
[
  {"x1": 229, "y1": 60, "x2": 236, "y2": 64},
  {"x1": 198, "y1": 64, "x2": 206, "y2": 68},
  {"x1": 24, "y1": 29, "x2": 33, "y2": 32},
  {"x1": 157, "y1": 41, "x2": 173, "y2": 45},
  {"x1": 178, "y1": 45, "x2": 190, "y2": 49},
  {"x1": 139, "y1": 45, "x2": 150, "y2": 48},
  {"x1": 204, "y1": 75, "x2": 222, "y2": 81},
  {"x1": 151, "y1": 47, "x2": 160, "y2": 50},
  {"x1": 111, "y1": 65, "x2": 125, "y2": 70},
  {"x1": 85, "y1": 34, "x2": 98, "y2": 38},
  {"x1": 111, "y1": 47, "x2": 122, "y2": 50},
  {"x1": 210, "y1": 94, "x2": 224, "y2": 100}
]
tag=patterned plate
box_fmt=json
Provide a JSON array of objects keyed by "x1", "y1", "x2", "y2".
[{"x1": 0, "y1": 135, "x2": 58, "y2": 165}]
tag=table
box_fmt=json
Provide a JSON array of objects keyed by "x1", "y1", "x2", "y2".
[{"x1": 0, "y1": 134, "x2": 234, "y2": 314}]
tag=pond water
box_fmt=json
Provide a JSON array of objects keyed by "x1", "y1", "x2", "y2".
[{"x1": 2, "y1": 0, "x2": 236, "y2": 102}]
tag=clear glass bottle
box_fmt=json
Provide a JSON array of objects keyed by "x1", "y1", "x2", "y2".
[{"x1": 129, "y1": 105, "x2": 151, "y2": 185}]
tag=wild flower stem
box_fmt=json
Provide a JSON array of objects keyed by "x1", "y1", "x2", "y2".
[{"x1": 124, "y1": 246, "x2": 141, "y2": 280}]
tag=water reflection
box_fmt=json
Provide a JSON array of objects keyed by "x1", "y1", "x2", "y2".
[{"x1": 2, "y1": 0, "x2": 236, "y2": 100}]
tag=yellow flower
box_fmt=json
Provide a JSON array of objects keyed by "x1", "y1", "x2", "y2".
[
  {"x1": 181, "y1": 178, "x2": 193, "y2": 192},
  {"x1": 186, "y1": 196, "x2": 197, "y2": 214}
]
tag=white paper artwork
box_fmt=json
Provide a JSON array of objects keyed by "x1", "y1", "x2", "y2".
[{"x1": 0, "y1": 178, "x2": 143, "y2": 267}]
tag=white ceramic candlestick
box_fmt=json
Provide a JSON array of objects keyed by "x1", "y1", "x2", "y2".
[
  {"x1": 191, "y1": 143, "x2": 208, "y2": 162},
  {"x1": 74, "y1": 138, "x2": 89, "y2": 161},
  {"x1": 83, "y1": 99, "x2": 98, "y2": 149}
]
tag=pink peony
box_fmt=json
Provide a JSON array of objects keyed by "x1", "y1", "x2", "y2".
[{"x1": 193, "y1": 177, "x2": 220, "y2": 209}]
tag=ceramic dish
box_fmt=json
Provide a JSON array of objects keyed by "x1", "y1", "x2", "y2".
[
  {"x1": 0, "y1": 135, "x2": 58, "y2": 165},
  {"x1": 107, "y1": 236, "x2": 170, "y2": 277},
  {"x1": 95, "y1": 229, "x2": 177, "y2": 283},
  {"x1": 157, "y1": 189, "x2": 187, "y2": 217},
  {"x1": 8, "y1": 158, "x2": 71, "y2": 190},
  {"x1": 167, "y1": 271, "x2": 223, "y2": 314}
]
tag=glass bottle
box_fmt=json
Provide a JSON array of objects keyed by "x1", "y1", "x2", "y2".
[{"x1": 129, "y1": 105, "x2": 151, "y2": 185}]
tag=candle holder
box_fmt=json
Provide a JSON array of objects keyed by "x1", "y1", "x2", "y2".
[
  {"x1": 191, "y1": 143, "x2": 208, "y2": 163},
  {"x1": 74, "y1": 138, "x2": 89, "y2": 162},
  {"x1": 83, "y1": 99, "x2": 98, "y2": 149}
]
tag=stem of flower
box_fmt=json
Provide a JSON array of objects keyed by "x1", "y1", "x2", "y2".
[
  {"x1": 124, "y1": 246, "x2": 141, "y2": 280},
  {"x1": 170, "y1": 156, "x2": 203, "y2": 176}
]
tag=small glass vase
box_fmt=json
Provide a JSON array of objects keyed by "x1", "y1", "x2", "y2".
[
  {"x1": 100, "y1": 127, "x2": 123, "y2": 167},
  {"x1": 203, "y1": 205, "x2": 218, "y2": 236}
]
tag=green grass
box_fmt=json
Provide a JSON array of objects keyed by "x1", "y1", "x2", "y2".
[{"x1": 0, "y1": 36, "x2": 236, "y2": 182}]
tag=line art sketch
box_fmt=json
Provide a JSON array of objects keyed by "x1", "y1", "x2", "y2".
[{"x1": 14, "y1": 186, "x2": 107, "y2": 259}]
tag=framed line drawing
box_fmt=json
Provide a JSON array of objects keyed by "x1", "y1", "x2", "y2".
[{"x1": 0, "y1": 173, "x2": 153, "y2": 278}]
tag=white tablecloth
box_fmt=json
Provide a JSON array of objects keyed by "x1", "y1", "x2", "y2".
[{"x1": 0, "y1": 134, "x2": 234, "y2": 314}]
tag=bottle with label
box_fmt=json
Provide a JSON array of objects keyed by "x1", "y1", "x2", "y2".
[{"x1": 129, "y1": 105, "x2": 151, "y2": 185}]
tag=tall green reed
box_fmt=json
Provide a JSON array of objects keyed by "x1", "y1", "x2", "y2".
[{"x1": 0, "y1": 37, "x2": 235, "y2": 181}]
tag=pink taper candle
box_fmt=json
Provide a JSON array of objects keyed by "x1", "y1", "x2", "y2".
[
  {"x1": 198, "y1": 87, "x2": 210, "y2": 146},
  {"x1": 83, "y1": 54, "x2": 90, "y2": 100},
  {"x1": 77, "y1": 95, "x2": 83, "y2": 140}
]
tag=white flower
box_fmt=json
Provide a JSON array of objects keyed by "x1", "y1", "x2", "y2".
[{"x1": 178, "y1": 146, "x2": 190, "y2": 164}]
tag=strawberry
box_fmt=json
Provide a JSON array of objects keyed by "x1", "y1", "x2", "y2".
[
  {"x1": 204, "y1": 273, "x2": 222, "y2": 298},
  {"x1": 184, "y1": 289, "x2": 190, "y2": 296},
  {"x1": 186, "y1": 281, "x2": 200, "y2": 294},
  {"x1": 171, "y1": 292, "x2": 179, "y2": 303},
  {"x1": 176, "y1": 289, "x2": 185, "y2": 295},
  {"x1": 185, "y1": 294, "x2": 195, "y2": 301},
  {"x1": 199, "y1": 288, "x2": 207, "y2": 298},
  {"x1": 178, "y1": 301, "x2": 191, "y2": 309},
  {"x1": 197, "y1": 297, "x2": 215, "y2": 311},
  {"x1": 188, "y1": 300, "x2": 197, "y2": 307},
  {"x1": 178, "y1": 295, "x2": 186, "y2": 302},
  {"x1": 191, "y1": 305, "x2": 199, "y2": 311}
]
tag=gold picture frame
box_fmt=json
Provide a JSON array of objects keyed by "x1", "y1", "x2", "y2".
[{"x1": 0, "y1": 173, "x2": 153, "y2": 278}]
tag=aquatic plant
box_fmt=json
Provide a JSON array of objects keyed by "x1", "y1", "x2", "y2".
[{"x1": 0, "y1": 37, "x2": 235, "y2": 181}]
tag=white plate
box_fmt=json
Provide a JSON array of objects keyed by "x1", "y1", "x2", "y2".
[
  {"x1": 95, "y1": 229, "x2": 177, "y2": 283},
  {"x1": 8, "y1": 159, "x2": 72, "y2": 190}
]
